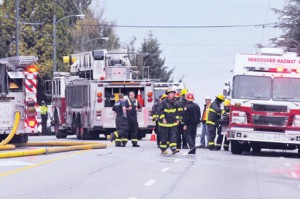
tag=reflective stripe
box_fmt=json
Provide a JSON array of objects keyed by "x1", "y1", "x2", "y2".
[
  {"x1": 206, "y1": 121, "x2": 215, "y2": 125},
  {"x1": 160, "y1": 115, "x2": 165, "y2": 119},
  {"x1": 152, "y1": 115, "x2": 158, "y2": 119},
  {"x1": 115, "y1": 139, "x2": 122, "y2": 142},
  {"x1": 114, "y1": 131, "x2": 119, "y2": 138},
  {"x1": 169, "y1": 143, "x2": 177, "y2": 147},
  {"x1": 216, "y1": 144, "x2": 222, "y2": 146},
  {"x1": 208, "y1": 108, "x2": 216, "y2": 113},
  {"x1": 224, "y1": 144, "x2": 229, "y2": 147},
  {"x1": 160, "y1": 144, "x2": 167, "y2": 148},
  {"x1": 158, "y1": 122, "x2": 178, "y2": 127},
  {"x1": 122, "y1": 138, "x2": 128, "y2": 141},
  {"x1": 208, "y1": 142, "x2": 215, "y2": 146},
  {"x1": 127, "y1": 99, "x2": 138, "y2": 106},
  {"x1": 202, "y1": 103, "x2": 211, "y2": 121},
  {"x1": 131, "y1": 139, "x2": 138, "y2": 142},
  {"x1": 178, "y1": 108, "x2": 183, "y2": 112},
  {"x1": 164, "y1": 108, "x2": 176, "y2": 113},
  {"x1": 175, "y1": 116, "x2": 180, "y2": 120}
]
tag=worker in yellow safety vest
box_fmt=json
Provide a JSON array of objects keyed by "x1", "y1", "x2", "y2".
[
  {"x1": 40, "y1": 101, "x2": 48, "y2": 134},
  {"x1": 206, "y1": 95, "x2": 225, "y2": 151},
  {"x1": 199, "y1": 95, "x2": 212, "y2": 148},
  {"x1": 216, "y1": 99, "x2": 231, "y2": 151}
]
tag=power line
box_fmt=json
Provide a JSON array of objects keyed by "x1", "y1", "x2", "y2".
[{"x1": 79, "y1": 23, "x2": 277, "y2": 29}]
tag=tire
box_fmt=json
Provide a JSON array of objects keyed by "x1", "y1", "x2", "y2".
[
  {"x1": 252, "y1": 146, "x2": 261, "y2": 153},
  {"x1": 20, "y1": 134, "x2": 28, "y2": 143},
  {"x1": 137, "y1": 131, "x2": 146, "y2": 140},
  {"x1": 242, "y1": 143, "x2": 251, "y2": 153},
  {"x1": 231, "y1": 141, "x2": 243, "y2": 155}
]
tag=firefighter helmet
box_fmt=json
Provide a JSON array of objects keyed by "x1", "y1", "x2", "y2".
[
  {"x1": 180, "y1": 88, "x2": 188, "y2": 96},
  {"x1": 216, "y1": 94, "x2": 225, "y2": 102},
  {"x1": 161, "y1": 94, "x2": 167, "y2": 99},
  {"x1": 205, "y1": 95, "x2": 211, "y2": 100},
  {"x1": 224, "y1": 99, "x2": 231, "y2": 106},
  {"x1": 186, "y1": 93, "x2": 195, "y2": 101},
  {"x1": 166, "y1": 88, "x2": 176, "y2": 94}
]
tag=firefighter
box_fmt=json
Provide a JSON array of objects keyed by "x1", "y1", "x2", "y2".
[
  {"x1": 110, "y1": 93, "x2": 128, "y2": 147},
  {"x1": 158, "y1": 88, "x2": 180, "y2": 155},
  {"x1": 152, "y1": 94, "x2": 167, "y2": 147},
  {"x1": 216, "y1": 99, "x2": 231, "y2": 151},
  {"x1": 182, "y1": 93, "x2": 201, "y2": 154},
  {"x1": 175, "y1": 91, "x2": 185, "y2": 149},
  {"x1": 200, "y1": 95, "x2": 212, "y2": 148},
  {"x1": 40, "y1": 101, "x2": 48, "y2": 135},
  {"x1": 125, "y1": 91, "x2": 142, "y2": 147},
  {"x1": 206, "y1": 94, "x2": 225, "y2": 151},
  {"x1": 179, "y1": 88, "x2": 189, "y2": 149}
]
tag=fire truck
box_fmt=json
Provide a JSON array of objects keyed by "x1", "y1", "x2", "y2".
[
  {"x1": 50, "y1": 49, "x2": 155, "y2": 139},
  {"x1": 153, "y1": 82, "x2": 184, "y2": 103},
  {"x1": 227, "y1": 48, "x2": 300, "y2": 155},
  {"x1": 0, "y1": 56, "x2": 39, "y2": 143}
]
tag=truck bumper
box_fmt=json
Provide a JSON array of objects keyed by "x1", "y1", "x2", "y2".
[{"x1": 228, "y1": 128, "x2": 300, "y2": 145}]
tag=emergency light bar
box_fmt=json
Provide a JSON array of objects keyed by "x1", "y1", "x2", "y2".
[{"x1": 245, "y1": 66, "x2": 300, "y2": 74}]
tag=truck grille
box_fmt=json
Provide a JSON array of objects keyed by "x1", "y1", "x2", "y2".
[
  {"x1": 252, "y1": 115, "x2": 287, "y2": 127},
  {"x1": 252, "y1": 104, "x2": 288, "y2": 113}
]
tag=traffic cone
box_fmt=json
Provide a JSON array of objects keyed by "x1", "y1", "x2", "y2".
[
  {"x1": 150, "y1": 128, "x2": 156, "y2": 141},
  {"x1": 137, "y1": 89, "x2": 144, "y2": 107}
]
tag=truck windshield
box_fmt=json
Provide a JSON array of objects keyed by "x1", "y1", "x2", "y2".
[
  {"x1": 232, "y1": 75, "x2": 272, "y2": 100},
  {"x1": 273, "y1": 77, "x2": 300, "y2": 102}
]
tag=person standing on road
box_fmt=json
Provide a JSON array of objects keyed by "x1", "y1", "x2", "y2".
[
  {"x1": 152, "y1": 94, "x2": 167, "y2": 147},
  {"x1": 110, "y1": 93, "x2": 128, "y2": 147},
  {"x1": 216, "y1": 99, "x2": 231, "y2": 151},
  {"x1": 206, "y1": 94, "x2": 225, "y2": 151},
  {"x1": 179, "y1": 88, "x2": 189, "y2": 149},
  {"x1": 182, "y1": 93, "x2": 201, "y2": 154},
  {"x1": 125, "y1": 91, "x2": 142, "y2": 147},
  {"x1": 175, "y1": 91, "x2": 185, "y2": 149},
  {"x1": 158, "y1": 88, "x2": 180, "y2": 155},
  {"x1": 200, "y1": 95, "x2": 212, "y2": 148},
  {"x1": 40, "y1": 101, "x2": 48, "y2": 135}
]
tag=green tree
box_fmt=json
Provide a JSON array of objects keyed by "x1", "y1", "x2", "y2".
[
  {"x1": 273, "y1": 1, "x2": 300, "y2": 48},
  {"x1": 135, "y1": 32, "x2": 174, "y2": 82}
]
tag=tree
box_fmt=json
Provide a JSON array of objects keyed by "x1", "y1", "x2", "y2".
[
  {"x1": 135, "y1": 32, "x2": 174, "y2": 82},
  {"x1": 273, "y1": 1, "x2": 300, "y2": 48}
]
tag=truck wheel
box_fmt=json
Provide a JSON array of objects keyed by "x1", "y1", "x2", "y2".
[
  {"x1": 56, "y1": 130, "x2": 67, "y2": 139},
  {"x1": 231, "y1": 141, "x2": 243, "y2": 155},
  {"x1": 242, "y1": 143, "x2": 251, "y2": 153},
  {"x1": 20, "y1": 134, "x2": 28, "y2": 143},
  {"x1": 252, "y1": 146, "x2": 261, "y2": 153}
]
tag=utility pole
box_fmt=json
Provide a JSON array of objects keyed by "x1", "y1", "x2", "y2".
[
  {"x1": 53, "y1": 14, "x2": 57, "y2": 72},
  {"x1": 16, "y1": 0, "x2": 20, "y2": 56}
]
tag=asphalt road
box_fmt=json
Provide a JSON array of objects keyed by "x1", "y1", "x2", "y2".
[{"x1": 0, "y1": 135, "x2": 300, "y2": 199}]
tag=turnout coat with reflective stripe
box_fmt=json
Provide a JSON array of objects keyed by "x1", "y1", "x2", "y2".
[
  {"x1": 157, "y1": 98, "x2": 179, "y2": 127},
  {"x1": 206, "y1": 100, "x2": 222, "y2": 126}
]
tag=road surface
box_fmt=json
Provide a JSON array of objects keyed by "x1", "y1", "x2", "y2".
[{"x1": 0, "y1": 135, "x2": 299, "y2": 199}]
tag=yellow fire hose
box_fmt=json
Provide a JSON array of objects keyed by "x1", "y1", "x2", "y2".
[{"x1": 0, "y1": 112, "x2": 107, "y2": 159}]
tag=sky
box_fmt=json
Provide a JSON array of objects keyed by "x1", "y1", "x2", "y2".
[{"x1": 93, "y1": 0, "x2": 286, "y2": 105}]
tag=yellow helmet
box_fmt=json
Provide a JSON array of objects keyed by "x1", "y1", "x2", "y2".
[
  {"x1": 180, "y1": 88, "x2": 188, "y2": 96},
  {"x1": 216, "y1": 94, "x2": 225, "y2": 102},
  {"x1": 161, "y1": 94, "x2": 167, "y2": 99},
  {"x1": 224, "y1": 99, "x2": 231, "y2": 106}
]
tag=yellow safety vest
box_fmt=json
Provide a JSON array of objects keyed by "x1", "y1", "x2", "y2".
[{"x1": 40, "y1": 106, "x2": 48, "y2": 115}]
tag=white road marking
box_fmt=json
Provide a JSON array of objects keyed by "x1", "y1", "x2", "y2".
[
  {"x1": 0, "y1": 161, "x2": 34, "y2": 167},
  {"x1": 161, "y1": 167, "x2": 170, "y2": 173},
  {"x1": 173, "y1": 158, "x2": 180, "y2": 162},
  {"x1": 128, "y1": 197, "x2": 137, "y2": 199},
  {"x1": 280, "y1": 157, "x2": 285, "y2": 160},
  {"x1": 284, "y1": 163, "x2": 291, "y2": 167},
  {"x1": 144, "y1": 179, "x2": 156, "y2": 186},
  {"x1": 290, "y1": 172, "x2": 298, "y2": 178},
  {"x1": 182, "y1": 152, "x2": 188, "y2": 156}
]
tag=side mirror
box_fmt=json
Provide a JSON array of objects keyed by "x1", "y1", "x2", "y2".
[{"x1": 223, "y1": 81, "x2": 231, "y2": 97}]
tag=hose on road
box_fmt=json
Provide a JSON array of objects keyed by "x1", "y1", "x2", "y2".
[{"x1": 0, "y1": 112, "x2": 107, "y2": 159}]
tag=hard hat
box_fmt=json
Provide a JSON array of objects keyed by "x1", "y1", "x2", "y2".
[
  {"x1": 180, "y1": 88, "x2": 188, "y2": 96},
  {"x1": 205, "y1": 95, "x2": 211, "y2": 100},
  {"x1": 161, "y1": 94, "x2": 167, "y2": 99},
  {"x1": 216, "y1": 94, "x2": 225, "y2": 102},
  {"x1": 185, "y1": 93, "x2": 195, "y2": 101},
  {"x1": 166, "y1": 88, "x2": 176, "y2": 94},
  {"x1": 175, "y1": 91, "x2": 180, "y2": 98},
  {"x1": 224, "y1": 99, "x2": 231, "y2": 106}
]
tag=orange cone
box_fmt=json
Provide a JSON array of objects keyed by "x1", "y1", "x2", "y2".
[
  {"x1": 150, "y1": 128, "x2": 156, "y2": 141},
  {"x1": 137, "y1": 89, "x2": 144, "y2": 107}
]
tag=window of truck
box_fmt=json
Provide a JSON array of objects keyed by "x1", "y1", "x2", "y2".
[
  {"x1": 104, "y1": 87, "x2": 145, "y2": 107},
  {"x1": 232, "y1": 75, "x2": 272, "y2": 100},
  {"x1": 273, "y1": 77, "x2": 300, "y2": 102}
]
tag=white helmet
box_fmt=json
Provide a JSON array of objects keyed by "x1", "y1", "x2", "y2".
[{"x1": 205, "y1": 95, "x2": 211, "y2": 100}]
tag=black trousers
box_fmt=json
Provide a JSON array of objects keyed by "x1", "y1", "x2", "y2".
[
  {"x1": 41, "y1": 114, "x2": 48, "y2": 134},
  {"x1": 160, "y1": 126, "x2": 177, "y2": 151},
  {"x1": 155, "y1": 122, "x2": 161, "y2": 146},
  {"x1": 207, "y1": 124, "x2": 217, "y2": 147},
  {"x1": 176, "y1": 124, "x2": 187, "y2": 149},
  {"x1": 183, "y1": 123, "x2": 198, "y2": 150},
  {"x1": 216, "y1": 126, "x2": 229, "y2": 149},
  {"x1": 128, "y1": 115, "x2": 139, "y2": 145},
  {"x1": 115, "y1": 116, "x2": 128, "y2": 146}
]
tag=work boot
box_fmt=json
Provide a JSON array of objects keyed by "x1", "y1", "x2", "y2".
[
  {"x1": 216, "y1": 146, "x2": 221, "y2": 151},
  {"x1": 209, "y1": 146, "x2": 218, "y2": 151},
  {"x1": 115, "y1": 142, "x2": 122, "y2": 147},
  {"x1": 133, "y1": 144, "x2": 140, "y2": 147},
  {"x1": 172, "y1": 148, "x2": 180, "y2": 154},
  {"x1": 224, "y1": 147, "x2": 229, "y2": 151},
  {"x1": 162, "y1": 150, "x2": 168, "y2": 155},
  {"x1": 122, "y1": 142, "x2": 127, "y2": 147}
]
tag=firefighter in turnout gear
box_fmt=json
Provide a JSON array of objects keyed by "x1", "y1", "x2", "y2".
[
  {"x1": 40, "y1": 101, "x2": 48, "y2": 135},
  {"x1": 175, "y1": 91, "x2": 186, "y2": 149},
  {"x1": 206, "y1": 94, "x2": 225, "y2": 151},
  {"x1": 216, "y1": 99, "x2": 231, "y2": 151},
  {"x1": 179, "y1": 88, "x2": 189, "y2": 149},
  {"x1": 152, "y1": 94, "x2": 166, "y2": 147},
  {"x1": 110, "y1": 93, "x2": 129, "y2": 147},
  {"x1": 158, "y1": 88, "x2": 180, "y2": 154},
  {"x1": 182, "y1": 93, "x2": 201, "y2": 154},
  {"x1": 125, "y1": 91, "x2": 142, "y2": 147}
]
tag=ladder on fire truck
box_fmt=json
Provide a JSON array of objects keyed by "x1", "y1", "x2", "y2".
[{"x1": 0, "y1": 56, "x2": 38, "y2": 69}]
